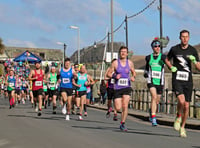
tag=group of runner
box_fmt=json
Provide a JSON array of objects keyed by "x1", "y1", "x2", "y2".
[
  {"x1": 144, "y1": 29, "x2": 200, "y2": 138},
  {"x1": 1, "y1": 29, "x2": 198, "y2": 138}
]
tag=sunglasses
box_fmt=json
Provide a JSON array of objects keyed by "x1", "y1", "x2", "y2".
[
  {"x1": 153, "y1": 45, "x2": 160, "y2": 48},
  {"x1": 74, "y1": 66, "x2": 79, "y2": 68}
]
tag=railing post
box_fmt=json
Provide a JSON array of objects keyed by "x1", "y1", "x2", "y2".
[{"x1": 165, "y1": 88, "x2": 168, "y2": 114}]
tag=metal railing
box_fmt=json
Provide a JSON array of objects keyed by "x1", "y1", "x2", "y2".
[{"x1": 129, "y1": 89, "x2": 200, "y2": 119}]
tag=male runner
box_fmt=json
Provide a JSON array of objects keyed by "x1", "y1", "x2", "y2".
[
  {"x1": 104, "y1": 59, "x2": 118, "y2": 121},
  {"x1": 47, "y1": 66, "x2": 58, "y2": 114},
  {"x1": 165, "y1": 30, "x2": 200, "y2": 137},
  {"x1": 144, "y1": 39, "x2": 166, "y2": 126},
  {"x1": 58, "y1": 58, "x2": 77, "y2": 120},
  {"x1": 29, "y1": 61, "x2": 45, "y2": 116},
  {"x1": 107, "y1": 46, "x2": 136, "y2": 131}
]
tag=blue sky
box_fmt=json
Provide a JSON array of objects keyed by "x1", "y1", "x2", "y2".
[{"x1": 0, "y1": 0, "x2": 200, "y2": 57}]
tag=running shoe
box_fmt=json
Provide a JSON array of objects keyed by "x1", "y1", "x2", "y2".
[
  {"x1": 174, "y1": 117, "x2": 182, "y2": 131},
  {"x1": 65, "y1": 115, "x2": 70, "y2": 121},
  {"x1": 71, "y1": 110, "x2": 76, "y2": 115},
  {"x1": 179, "y1": 128, "x2": 187, "y2": 138},
  {"x1": 37, "y1": 110, "x2": 42, "y2": 116},
  {"x1": 106, "y1": 111, "x2": 111, "y2": 118},
  {"x1": 35, "y1": 106, "x2": 38, "y2": 112},
  {"x1": 106, "y1": 107, "x2": 112, "y2": 118},
  {"x1": 78, "y1": 115, "x2": 83, "y2": 120},
  {"x1": 119, "y1": 123, "x2": 127, "y2": 132},
  {"x1": 52, "y1": 110, "x2": 56, "y2": 114},
  {"x1": 62, "y1": 104, "x2": 67, "y2": 115},
  {"x1": 113, "y1": 114, "x2": 118, "y2": 121},
  {"x1": 9, "y1": 105, "x2": 12, "y2": 109},
  {"x1": 149, "y1": 109, "x2": 152, "y2": 122},
  {"x1": 84, "y1": 112, "x2": 88, "y2": 116},
  {"x1": 76, "y1": 108, "x2": 80, "y2": 115},
  {"x1": 152, "y1": 117, "x2": 158, "y2": 126}
]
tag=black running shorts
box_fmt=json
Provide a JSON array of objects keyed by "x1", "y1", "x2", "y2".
[
  {"x1": 114, "y1": 87, "x2": 132, "y2": 99},
  {"x1": 147, "y1": 83, "x2": 163, "y2": 95},
  {"x1": 173, "y1": 82, "x2": 193, "y2": 102}
]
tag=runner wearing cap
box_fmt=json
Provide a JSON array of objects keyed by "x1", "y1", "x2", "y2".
[{"x1": 144, "y1": 39, "x2": 166, "y2": 126}]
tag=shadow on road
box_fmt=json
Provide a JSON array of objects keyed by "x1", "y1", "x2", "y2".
[{"x1": 72, "y1": 125, "x2": 177, "y2": 138}]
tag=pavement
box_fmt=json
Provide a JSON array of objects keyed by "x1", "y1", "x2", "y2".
[{"x1": 89, "y1": 104, "x2": 200, "y2": 130}]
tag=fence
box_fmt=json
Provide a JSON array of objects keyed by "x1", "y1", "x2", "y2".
[{"x1": 129, "y1": 89, "x2": 200, "y2": 119}]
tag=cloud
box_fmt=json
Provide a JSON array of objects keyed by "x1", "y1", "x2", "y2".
[
  {"x1": 0, "y1": 3, "x2": 56, "y2": 32},
  {"x1": 21, "y1": 0, "x2": 110, "y2": 24},
  {"x1": 6, "y1": 39, "x2": 37, "y2": 48},
  {"x1": 164, "y1": 0, "x2": 200, "y2": 22}
]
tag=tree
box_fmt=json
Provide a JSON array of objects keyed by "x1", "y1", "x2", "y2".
[{"x1": 0, "y1": 38, "x2": 5, "y2": 54}]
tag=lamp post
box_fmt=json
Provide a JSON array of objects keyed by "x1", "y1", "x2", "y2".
[
  {"x1": 57, "y1": 42, "x2": 67, "y2": 64},
  {"x1": 70, "y1": 25, "x2": 80, "y2": 64},
  {"x1": 159, "y1": 0, "x2": 163, "y2": 53},
  {"x1": 110, "y1": 0, "x2": 114, "y2": 60}
]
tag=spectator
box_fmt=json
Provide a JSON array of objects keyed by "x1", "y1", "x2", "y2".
[{"x1": 100, "y1": 80, "x2": 107, "y2": 104}]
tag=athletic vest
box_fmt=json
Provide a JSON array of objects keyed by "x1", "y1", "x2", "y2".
[
  {"x1": 76, "y1": 73, "x2": 87, "y2": 91},
  {"x1": 108, "y1": 72, "x2": 115, "y2": 89},
  {"x1": 32, "y1": 69, "x2": 43, "y2": 91},
  {"x1": 115, "y1": 59, "x2": 131, "y2": 90},
  {"x1": 49, "y1": 73, "x2": 57, "y2": 90},
  {"x1": 43, "y1": 82, "x2": 48, "y2": 92},
  {"x1": 148, "y1": 53, "x2": 165, "y2": 85},
  {"x1": 22, "y1": 80, "x2": 27, "y2": 90},
  {"x1": 60, "y1": 68, "x2": 73, "y2": 88},
  {"x1": 15, "y1": 78, "x2": 21, "y2": 90},
  {"x1": 7, "y1": 76, "x2": 16, "y2": 91}
]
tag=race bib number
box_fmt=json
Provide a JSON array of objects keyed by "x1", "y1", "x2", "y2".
[
  {"x1": 118, "y1": 78, "x2": 128, "y2": 86},
  {"x1": 176, "y1": 71, "x2": 189, "y2": 81},
  {"x1": 152, "y1": 71, "x2": 161, "y2": 79},
  {"x1": 79, "y1": 76, "x2": 86, "y2": 80},
  {"x1": 110, "y1": 78, "x2": 115, "y2": 84},
  {"x1": 63, "y1": 78, "x2": 70, "y2": 83},
  {"x1": 9, "y1": 83, "x2": 14, "y2": 87},
  {"x1": 35, "y1": 81, "x2": 42, "y2": 86},
  {"x1": 43, "y1": 85, "x2": 47, "y2": 89},
  {"x1": 49, "y1": 82, "x2": 55, "y2": 87}
]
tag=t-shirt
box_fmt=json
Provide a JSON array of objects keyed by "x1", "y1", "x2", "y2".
[{"x1": 167, "y1": 44, "x2": 199, "y2": 83}]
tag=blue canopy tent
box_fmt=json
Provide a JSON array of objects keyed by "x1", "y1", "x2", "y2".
[{"x1": 13, "y1": 50, "x2": 42, "y2": 63}]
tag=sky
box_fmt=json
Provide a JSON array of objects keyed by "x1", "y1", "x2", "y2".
[{"x1": 0, "y1": 0, "x2": 200, "y2": 57}]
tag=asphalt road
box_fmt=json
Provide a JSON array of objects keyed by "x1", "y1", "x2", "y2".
[{"x1": 0, "y1": 97, "x2": 200, "y2": 148}]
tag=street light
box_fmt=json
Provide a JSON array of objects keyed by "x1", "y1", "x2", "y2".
[
  {"x1": 70, "y1": 25, "x2": 80, "y2": 64},
  {"x1": 57, "y1": 41, "x2": 67, "y2": 64}
]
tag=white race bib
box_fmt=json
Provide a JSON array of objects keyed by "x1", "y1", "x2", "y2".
[
  {"x1": 9, "y1": 83, "x2": 14, "y2": 87},
  {"x1": 110, "y1": 78, "x2": 115, "y2": 84},
  {"x1": 35, "y1": 81, "x2": 42, "y2": 86},
  {"x1": 176, "y1": 71, "x2": 189, "y2": 81},
  {"x1": 43, "y1": 85, "x2": 47, "y2": 89},
  {"x1": 79, "y1": 76, "x2": 86, "y2": 80},
  {"x1": 118, "y1": 78, "x2": 128, "y2": 86},
  {"x1": 63, "y1": 78, "x2": 70, "y2": 83},
  {"x1": 49, "y1": 82, "x2": 55, "y2": 88},
  {"x1": 152, "y1": 71, "x2": 161, "y2": 79}
]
